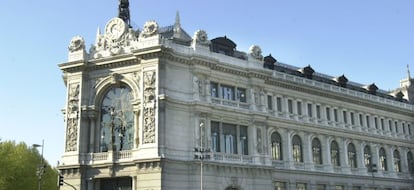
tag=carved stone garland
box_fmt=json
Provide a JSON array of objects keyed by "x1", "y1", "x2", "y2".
[
  {"x1": 143, "y1": 71, "x2": 156, "y2": 144},
  {"x1": 65, "y1": 84, "x2": 80, "y2": 152}
]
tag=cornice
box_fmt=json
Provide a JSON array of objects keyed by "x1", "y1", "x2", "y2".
[{"x1": 162, "y1": 50, "x2": 414, "y2": 117}]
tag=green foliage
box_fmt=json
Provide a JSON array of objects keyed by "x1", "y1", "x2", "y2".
[{"x1": 0, "y1": 141, "x2": 58, "y2": 190}]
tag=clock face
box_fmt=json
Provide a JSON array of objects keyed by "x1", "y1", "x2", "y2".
[{"x1": 105, "y1": 17, "x2": 127, "y2": 40}]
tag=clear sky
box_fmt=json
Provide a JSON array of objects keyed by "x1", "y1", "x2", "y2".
[{"x1": 0, "y1": 1, "x2": 413, "y2": 165}]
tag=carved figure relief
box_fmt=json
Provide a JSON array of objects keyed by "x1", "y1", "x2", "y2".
[
  {"x1": 68, "y1": 36, "x2": 85, "y2": 52},
  {"x1": 65, "y1": 83, "x2": 80, "y2": 152},
  {"x1": 143, "y1": 71, "x2": 156, "y2": 144}
]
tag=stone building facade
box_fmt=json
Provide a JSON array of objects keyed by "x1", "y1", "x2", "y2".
[{"x1": 57, "y1": 9, "x2": 414, "y2": 190}]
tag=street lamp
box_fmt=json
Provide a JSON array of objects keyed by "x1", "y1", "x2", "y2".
[
  {"x1": 194, "y1": 121, "x2": 210, "y2": 190},
  {"x1": 33, "y1": 140, "x2": 45, "y2": 190}
]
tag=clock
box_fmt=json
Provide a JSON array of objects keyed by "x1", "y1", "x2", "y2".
[{"x1": 105, "y1": 17, "x2": 127, "y2": 40}]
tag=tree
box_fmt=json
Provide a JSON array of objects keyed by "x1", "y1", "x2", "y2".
[{"x1": 0, "y1": 141, "x2": 58, "y2": 190}]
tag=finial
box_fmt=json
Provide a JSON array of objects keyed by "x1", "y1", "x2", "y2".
[
  {"x1": 175, "y1": 11, "x2": 181, "y2": 27},
  {"x1": 118, "y1": 0, "x2": 131, "y2": 28},
  {"x1": 407, "y1": 64, "x2": 411, "y2": 79},
  {"x1": 174, "y1": 11, "x2": 181, "y2": 33}
]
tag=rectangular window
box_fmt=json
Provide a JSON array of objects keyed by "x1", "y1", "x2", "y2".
[
  {"x1": 403, "y1": 123, "x2": 406, "y2": 134},
  {"x1": 288, "y1": 99, "x2": 293, "y2": 114},
  {"x1": 366, "y1": 116, "x2": 370, "y2": 128},
  {"x1": 334, "y1": 109, "x2": 338, "y2": 122},
  {"x1": 395, "y1": 121, "x2": 399, "y2": 133},
  {"x1": 381, "y1": 118, "x2": 385, "y2": 131},
  {"x1": 409, "y1": 124, "x2": 412, "y2": 135},
  {"x1": 350, "y1": 112, "x2": 355, "y2": 125},
  {"x1": 297, "y1": 101, "x2": 302, "y2": 115},
  {"x1": 210, "y1": 82, "x2": 218, "y2": 97},
  {"x1": 307, "y1": 103, "x2": 313, "y2": 117},
  {"x1": 374, "y1": 117, "x2": 378, "y2": 129},
  {"x1": 237, "y1": 88, "x2": 246, "y2": 102},
  {"x1": 359, "y1": 114, "x2": 363, "y2": 126},
  {"x1": 343, "y1": 111, "x2": 348, "y2": 124},
  {"x1": 276, "y1": 97, "x2": 282, "y2": 112},
  {"x1": 267, "y1": 95, "x2": 273, "y2": 110},
  {"x1": 326, "y1": 107, "x2": 331, "y2": 121},
  {"x1": 221, "y1": 85, "x2": 235, "y2": 100},
  {"x1": 316, "y1": 105, "x2": 321, "y2": 119},
  {"x1": 352, "y1": 187, "x2": 361, "y2": 190},
  {"x1": 211, "y1": 121, "x2": 220, "y2": 152},
  {"x1": 389, "y1": 120, "x2": 393, "y2": 132}
]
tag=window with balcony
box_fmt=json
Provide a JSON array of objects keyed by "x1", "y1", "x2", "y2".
[
  {"x1": 312, "y1": 138, "x2": 322, "y2": 165},
  {"x1": 210, "y1": 121, "x2": 248, "y2": 155},
  {"x1": 292, "y1": 135, "x2": 303, "y2": 162},
  {"x1": 296, "y1": 183, "x2": 307, "y2": 190},
  {"x1": 379, "y1": 148, "x2": 387, "y2": 171},
  {"x1": 223, "y1": 123, "x2": 237, "y2": 154},
  {"x1": 237, "y1": 88, "x2": 246, "y2": 103},
  {"x1": 271, "y1": 132, "x2": 282, "y2": 160},
  {"x1": 274, "y1": 181, "x2": 286, "y2": 190},
  {"x1": 99, "y1": 85, "x2": 134, "y2": 152},
  {"x1": 210, "y1": 82, "x2": 218, "y2": 98},
  {"x1": 348, "y1": 143, "x2": 357, "y2": 168},
  {"x1": 364, "y1": 145, "x2": 372, "y2": 171},
  {"x1": 211, "y1": 121, "x2": 220, "y2": 152},
  {"x1": 221, "y1": 85, "x2": 235, "y2": 101},
  {"x1": 331, "y1": 141, "x2": 340, "y2": 166},
  {"x1": 407, "y1": 151, "x2": 414, "y2": 175},
  {"x1": 394, "y1": 149, "x2": 401, "y2": 172}
]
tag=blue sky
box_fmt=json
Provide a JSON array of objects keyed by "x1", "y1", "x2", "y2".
[{"x1": 0, "y1": 1, "x2": 413, "y2": 165}]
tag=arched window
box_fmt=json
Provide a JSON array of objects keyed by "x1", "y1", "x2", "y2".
[
  {"x1": 407, "y1": 151, "x2": 414, "y2": 175},
  {"x1": 331, "y1": 140, "x2": 340, "y2": 166},
  {"x1": 347, "y1": 143, "x2": 357, "y2": 168},
  {"x1": 312, "y1": 138, "x2": 322, "y2": 164},
  {"x1": 100, "y1": 85, "x2": 134, "y2": 152},
  {"x1": 379, "y1": 148, "x2": 387, "y2": 171},
  {"x1": 364, "y1": 145, "x2": 372, "y2": 171},
  {"x1": 394, "y1": 149, "x2": 401, "y2": 172},
  {"x1": 271, "y1": 132, "x2": 282, "y2": 160},
  {"x1": 292, "y1": 135, "x2": 303, "y2": 162}
]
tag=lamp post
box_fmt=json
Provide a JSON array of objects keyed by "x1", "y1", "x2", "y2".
[
  {"x1": 194, "y1": 121, "x2": 210, "y2": 190},
  {"x1": 33, "y1": 140, "x2": 45, "y2": 190}
]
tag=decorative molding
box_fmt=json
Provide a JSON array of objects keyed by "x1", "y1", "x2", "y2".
[
  {"x1": 65, "y1": 83, "x2": 80, "y2": 152},
  {"x1": 143, "y1": 70, "x2": 156, "y2": 144}
]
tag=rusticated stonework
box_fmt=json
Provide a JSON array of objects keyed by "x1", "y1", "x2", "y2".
[
  {"x1": 143, "y1": 71, "x2": 156, "y2": 144},
  {"x1": 65, "y1": 83, "x2": 80, "y2": 152}
]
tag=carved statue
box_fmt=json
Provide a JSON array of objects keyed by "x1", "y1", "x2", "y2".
[
  {"x1": 193, "y1": 30, "x2": 210, "y2": 45},
  {"x1": 68, "y1": 36, "x2": 85, "y2": 52},
  {"x1": 249, "y1": 45, "x2": 263, "y2": 60},
  {"x1": 140, "y1": 21, "x2": 159, "y2": 38}
]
